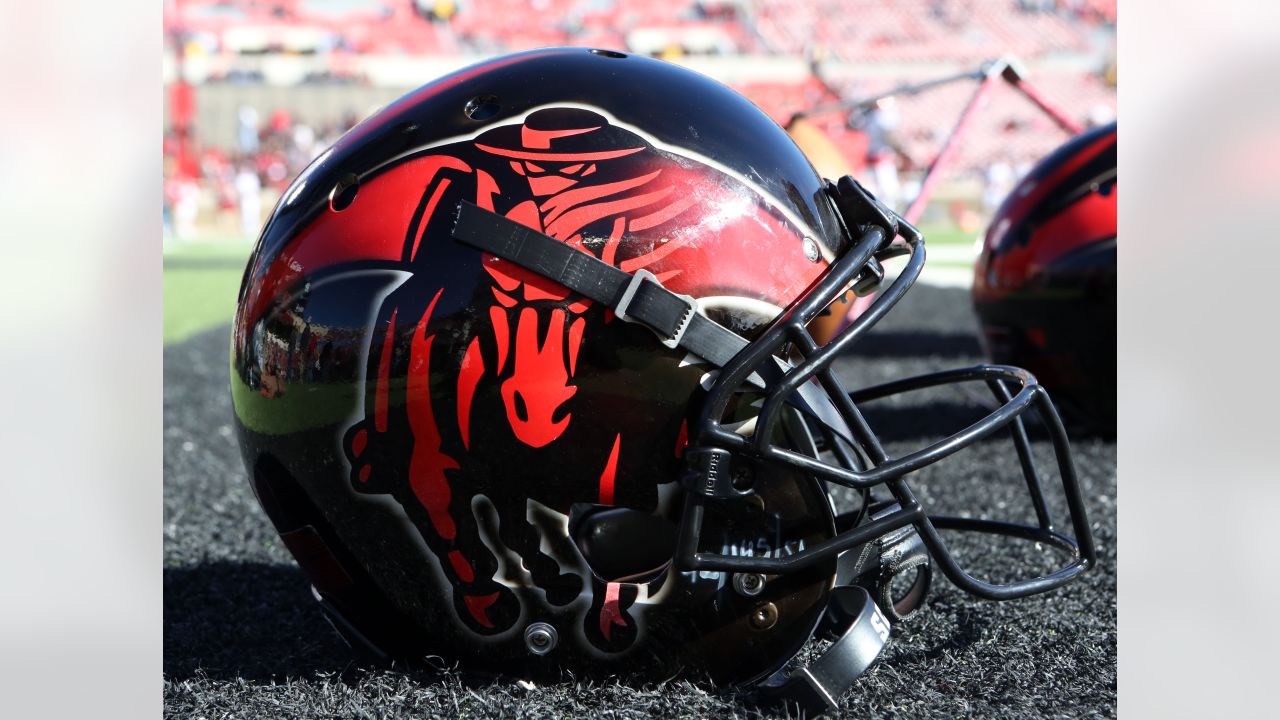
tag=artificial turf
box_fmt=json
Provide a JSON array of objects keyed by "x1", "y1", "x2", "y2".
[{"x1": 163, "y1": 282, "x2": 1116, "y2": 718}]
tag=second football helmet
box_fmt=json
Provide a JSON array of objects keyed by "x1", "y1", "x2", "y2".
[{"x1": 973, "y1": 122, "x2": 1117, "y2": 435}]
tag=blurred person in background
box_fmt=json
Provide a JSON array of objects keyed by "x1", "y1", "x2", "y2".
[
  {"x1": 268, "y1": 108, "x2": 292, "y2": 138},
  {"x1": 162, "y1": 184, "x2": 174, "y2": 242},
  {"x1": 237, "y1": 105, "x2": 259, "y2": 155},
  {"x1": 414, "y1": 0, "x2": 459, "y2": 23},
  {"x1": 257, "y1": 134, "x2": 291, "y2": 191},
  {"x1": 171, "y1": 177, "x2": 199, "y2": 240},
  {"x1": 290, "y1": 122, "x2": 319, "y2": 169},
  {"x1": 201, "y1": 147, "x2": 238, "y2": 232},
  {"x1": 983, "y1": 153, "x2": 1017, "y2": 214},
  {"x1": 234, "y1": 160, "x2": 261, "y2": 240},
  {"x1": 852, "y1": 96, "x2": 911, "y2": 210},
  {"x1": 1089, "y1": 103, "x2": 1116, "y2": 127}
]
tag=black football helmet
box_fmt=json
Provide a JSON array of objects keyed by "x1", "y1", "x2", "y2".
[
  {"x1": 973, "y1": 122, "x2": 1117, "y2": 436},
  {"x1": 232, "y1": 48, "x2": 1095, "y2": 714}
]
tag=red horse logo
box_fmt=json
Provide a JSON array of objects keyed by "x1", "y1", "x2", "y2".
[{"x1": 341, "y1": 107, "x2": 789, "y2": 650}]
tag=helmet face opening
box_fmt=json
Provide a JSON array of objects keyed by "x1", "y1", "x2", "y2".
[{"x1": 231, "y1": 47, "x2": 1095, "y2": 714}]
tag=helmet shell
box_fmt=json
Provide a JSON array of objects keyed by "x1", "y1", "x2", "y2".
[
  {"x1": 232, "y1": 48, "x2": 842, "y2": 685},
  {"x1": 972, "y1": 122, "x2": 1117, "y2": 435}
]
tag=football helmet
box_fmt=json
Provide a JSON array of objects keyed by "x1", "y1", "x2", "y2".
[
  {"x1": 973, "y1": 122, "x2": 1117, "y2": 436},
  {"x1": 232, "y1": 48, "x2": 1095, "y2": 713}
]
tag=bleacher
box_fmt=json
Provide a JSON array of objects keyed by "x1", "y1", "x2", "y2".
[
  {"x1": 753, "y1": 0, "x2": 1090, "y2": 63},
  {"x1": 167, "y1": 0, "x2": 1111, "y2": 62},
  {"x1": 164, "y1": 0, "x2": 1115, "y2": 213}
]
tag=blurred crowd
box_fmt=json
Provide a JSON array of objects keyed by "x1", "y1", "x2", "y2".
[
  {"x1": 164, "y1": 0, "x2": 1116, "y2": 62},
  {"x1": 161, "y1": 89, "x2": 1109, "y2": 241},
  {"x1": 163, "y1": 105, "x2": 358, "y2": 240},
  {"x1": 162, "y1": 0, "x2": 1115, "y2": 241}
]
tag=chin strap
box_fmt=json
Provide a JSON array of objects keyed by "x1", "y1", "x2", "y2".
[
  {"x1": 452, "y1": 200, "x2": 748, "y2": 368},
  {"x1": 754, "y1": 509, "x2": 931, "y2": 716},
  {"x1": 833, "y1": 504, "x2": 933, "y2": 623},
  {"x1": 756, "y1": 585, "x2": 891, "y2": 715},
  {"x1": 451, "y1": 200, "x2": 859, "y2": 445}
]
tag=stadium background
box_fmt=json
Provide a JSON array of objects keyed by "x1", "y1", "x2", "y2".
[
  {"x1": 161, "y1": 0, "x2": 1115, "y2": 344},
  {"x1": 162, "y1": 2, "x2": 1117, "y2": 717}
]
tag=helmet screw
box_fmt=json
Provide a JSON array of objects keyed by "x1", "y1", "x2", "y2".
[
  {"x1": 733, "y1": 572, "x2": 766, "y2": 597},
  {"x1": 749, "y1": 602, "x2": 779, "y2": 631},
  {"x1": 524, "y1": 622, "x2": 558, "y2": 656},
  {"x1": 803, "y1": 237, "x2": 820, "y2": 262}
]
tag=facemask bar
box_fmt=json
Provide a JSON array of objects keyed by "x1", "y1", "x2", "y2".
[{"x1": 674, "y1": 179, "x2": 1096, "y2": 601}]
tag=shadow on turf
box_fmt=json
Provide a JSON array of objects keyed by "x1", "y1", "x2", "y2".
[
  {"x1": 165, "y1": 562, "x2": 354, "y2": 681},
  {"x1": 851, "y1": 329, "x2": 983, "y2": 359},
  {"x1": 163, "y1": 562, "x2": 695, "y2": 692},
  {"x1": 164, "y1": 562, "x2": 502, "y2": 690},
  {"x1": 164, "y1": 560, "x2": 995, "y2": 692},
  {"x1": 857, "y1": 401, "x2": 998, "y2": 443}
]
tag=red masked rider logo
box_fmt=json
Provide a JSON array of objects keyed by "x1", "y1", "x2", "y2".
[{"x1": 339, "y1": 107, "x2": 814, "y2": 651}]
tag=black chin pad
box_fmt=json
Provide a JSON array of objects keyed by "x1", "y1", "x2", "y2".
[{"x1": 572, "y1": 507, "x2": 677, "y2": 582}]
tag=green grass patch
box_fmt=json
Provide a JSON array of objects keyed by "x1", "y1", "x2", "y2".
[
  {"x1": 163, "y1": 238, "x2": 254, "y2": 345},
  {"x1": 163, "y1": 236, "x2": 256, "y2": 259},
  {"x1": 164, "y1": 267, "x2": 244, "y2": 345},
  {"x1": 915, "y1": 223, "x2": 977, "y2": 246},
  {"x1": 164, "y1": 224, "x2": 976, "y2": 347}
]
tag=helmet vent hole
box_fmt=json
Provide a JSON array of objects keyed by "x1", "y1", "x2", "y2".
[
  {"x1": 464, "y1": 95, "x2": 501, "y2": 121},
  {"x1": 588, "y1": 49, "x2": 627, "y2": 59},
  {"x1": 329, "y1": 174, "x2": 359, "y2": 212}
]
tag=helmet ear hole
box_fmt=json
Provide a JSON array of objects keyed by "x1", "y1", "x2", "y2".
[
  {"x1": 329, "y1": 174, "x2": 359, "y2": 212},
  {"x1": 570, "y1": 506, "x2": 676, "y2": 583}
]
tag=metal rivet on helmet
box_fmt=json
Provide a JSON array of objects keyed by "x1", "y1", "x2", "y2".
[
  {"x1": 749, "y1": 603, "x2": 779, "y2": 631},
  {"x1": 803, "y1": 237, "x2": 820, "y2": 262},
  {"x1": 733, "y1": 573, "x2": 766, "y2": 597},
  {"x1": 524, "y1": 622, "x2": 558, "y2": 656}
]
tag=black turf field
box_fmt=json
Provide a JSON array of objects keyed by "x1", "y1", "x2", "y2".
[{"x1": 163, "y1": 284, "x2": 1116, "y2": 718}]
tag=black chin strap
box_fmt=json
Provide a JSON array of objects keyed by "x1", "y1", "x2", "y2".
[
  {"x1": 451, "y1": 201, "x2": 856, "y2": 443},
  {"x1": 832, "y1": 503, "x2": 934, "y2": 623},
  {"x1": 757, "y1": 508, "x2": 930, "y2": 716},
  {"x1": 756, "y1": 585, "x2": 891, "y2": 715},
  {"x1": 452, "y1": 201, "x2": 749, "y2": 368}
]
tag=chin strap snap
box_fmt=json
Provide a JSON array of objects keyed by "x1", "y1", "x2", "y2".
[
  {"x1": 830, "y1": 504, "x2": 933, "y2": 623},
  {"x1": 756, "y1": 585, "x2": 891, "y2": 715}
]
